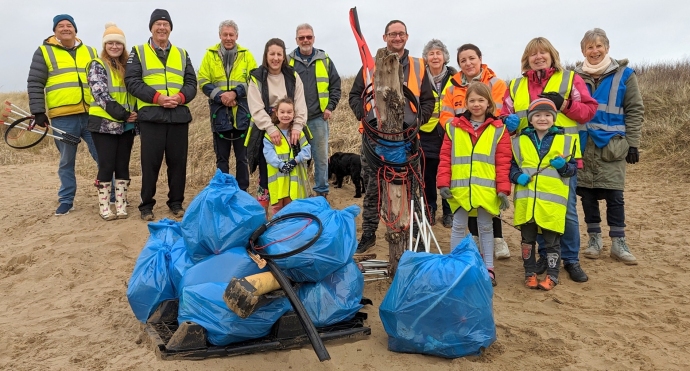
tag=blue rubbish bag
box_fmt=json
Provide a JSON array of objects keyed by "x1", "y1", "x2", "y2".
[
  {"x1": 259, "y1": 198, "x2": 359, "y2": 282},
  {"x1": 181, "y1": 169, "x2": 267, "y2": 263},
  {"x1": 379, "y1": 235, "x2": 496, "y2": 358},
  {"x1": 127, "y1": 219, "x2": 193, "y2": 323},
  {"x1": 178, "y1": 246, "x2": 268, "y2": 293},
  {"x1": 298, "y1": 260, "x2": 364, "y2": 327},
  {"x1": 178, "y1": 282, "x2": 291, "y2": 346}
]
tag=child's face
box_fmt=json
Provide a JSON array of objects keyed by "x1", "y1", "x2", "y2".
[
  {"x1": 466, "y1": 91, "x2": 489, "y2": 120},
  {"x1": 530, "y1": 111, "x2": 554, "y2": 131},
  {"x1": 276, "y1": 103, "x2": 294, "y2": 125}
]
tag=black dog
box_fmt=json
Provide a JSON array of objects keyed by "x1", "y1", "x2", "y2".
[{"x1": 328, "y1": 152, "x2": 365, "y2": 198}]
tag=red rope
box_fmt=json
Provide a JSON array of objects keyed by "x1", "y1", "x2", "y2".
[{"x1": 254, "y1": 219, "x2": 313, "y2": 251}]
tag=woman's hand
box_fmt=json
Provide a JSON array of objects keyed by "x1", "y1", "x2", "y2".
[
  {"x1": 126, "y1": 112, "x2": 137, "y2": 122},
  {"x1": 269, "y1": 130, "x2": 282, "y2": 146},
  {"x1": 290, "y1": 129, "x2": 301, "y2": 145}
]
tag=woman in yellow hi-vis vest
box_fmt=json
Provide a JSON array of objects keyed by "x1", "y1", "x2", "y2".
[
  {"x1": 500, "y1": 37, "x2": 597, "y2": 284},
  {"x1": 262, "y1": 99, "x2": 311, "y2": 216},
  {"x1": 437, "y1": 83, "x2": 512, "y2": 287},
  {"x1": 86, "y1": 23, "x2": 137, "y2": 221},
  {"x1": 510, "y1": 99, "x2": 577, "y2": 291}
]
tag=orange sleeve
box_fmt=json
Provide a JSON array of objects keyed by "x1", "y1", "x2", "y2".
[
  {"x1": 439, "y1": 85, "x2": 456, "y2": 127},
  {"x1": 491, "y1": 79, "x2": 508, "y2": 116}
]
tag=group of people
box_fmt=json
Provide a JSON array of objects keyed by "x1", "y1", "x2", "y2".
[
  {"x1": 28, "y1": 11, "x2": 642, "y2": 290},
  {"x1": 349, "y1": 21, "x2": 643, "y2": 290},
  {"x1": 28, "y1": 9, "x2": 340, "y2": 220}
]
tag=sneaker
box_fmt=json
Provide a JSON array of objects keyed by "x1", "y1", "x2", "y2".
[
  {"x1": 538, "y1": 275, "x2": 558, "y2": 291},
  {"x1": 494, "y1": 238, "x2": 511, "y2": 259},
  {"x1": 611, "y1": 237, "x2": 637, "y2": 265},
  {"x1": 442, "y1": 214, "x2": 453, "y2": 229},
  {"x1": 55, "y1": 203, "x2": 74, "y2": 216},
  {"x1": 535, "y1": 255, "x2": 547, "y2": 275},
  {"x1": 525, "y1": 273, "x2": 539, "y2": 289},
  {"x1": 564, "y1": 262, "x2": 588, "y2": 282},
  {"x1": 170, "y1": 205, "x2": 185, "y2": 218},
  {"x1": 583, "y1": 232, "x2": 603, "y2": 259},
  {"x1": 355, "y1": 232, "x2": 376, "y2": 254},
  {"x1": 487, "y1": 268, "x2": 497, "y2": 287},
  {"x1": 140, "y1": 209, "x2": 154, "y2": 221}
]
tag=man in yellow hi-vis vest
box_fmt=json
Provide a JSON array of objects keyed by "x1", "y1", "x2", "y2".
[
  {"x1": 124, "y1": 8, "x2": 197, "y2": 221},
  {"x1": 27, "y1": 14, "x2": 99, "y2": 216},
  {"x1": 287, "y1": 23, "x2": 342, "y2": 199}
]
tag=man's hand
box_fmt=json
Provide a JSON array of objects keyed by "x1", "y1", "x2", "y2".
[
  {"x1": 323, "y1": 109, "x2": 332, "y2": 120},
  {"x1": 269, "y1": 130, "x2": 282, "y2": 146},
  {"x1": 220, "y1": 91, "x2": 237, "y2": 107},
  {"x1": 290, "y1": 129, "x2": 301, "y2": 145},
  {"x1": 157, "y1": 95, "x2": 178, "y2": 108},
  {"x1": 32, "y1": 113, "x2": 50, "y2": 128}
]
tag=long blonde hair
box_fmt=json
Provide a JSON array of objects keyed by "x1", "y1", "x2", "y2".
[
  {"x1": 99, "y1": 47, "x2": 129, "y2": 80},
  {"x1": 520, "y1": 37, "x2": 563, "y2": 73}
]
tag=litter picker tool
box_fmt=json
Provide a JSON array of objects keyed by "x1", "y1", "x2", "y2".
[{"x1": 2, "y1": 101, "x2": 81, "y2": 148}]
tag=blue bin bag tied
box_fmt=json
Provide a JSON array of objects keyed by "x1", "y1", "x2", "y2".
[
  {"x1": 379, "y1": 235, "x2": 496, "y2": 358},
  {"x1": 178, "y1": 282, "x2": 291, "y2": 346},
  {"x1": 375, "y1": 140, "x2": 409, "y2": 164},
  {"x1": 259, "y1": 197, "x2": 360, "y2": 282},
  {"x1": 297, "y1": 259, "x2": 364, "y2": 327},
  {"x1": 182, "y1": 169, "x2": 267, "y2": 263},
  {"x1": 178, "y1": 246, "x2": 268, "y2": 295},
  {"x1": 127, "y1": 219, "x2": 193, "y2": 323}
]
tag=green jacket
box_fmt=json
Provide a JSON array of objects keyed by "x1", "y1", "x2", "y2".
[{"x1": 575, "y1": 59, "x2": 644, "y2": 190}]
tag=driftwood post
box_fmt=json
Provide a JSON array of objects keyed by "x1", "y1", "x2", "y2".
[{"x1": 374, "y1": 48, "x2": 409, "y2": 277}]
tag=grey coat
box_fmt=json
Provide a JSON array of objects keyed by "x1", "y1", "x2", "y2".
[{"x1": 575, "y1": 59, "x2": 644, "y2": 190}]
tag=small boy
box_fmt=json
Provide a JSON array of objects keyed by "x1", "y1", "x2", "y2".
[{"x1": 510, "y1": 98, "x2": 577, "y2": 290}]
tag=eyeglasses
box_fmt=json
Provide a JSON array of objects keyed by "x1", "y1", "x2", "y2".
[
  {"x1": 298, "y1": 35, "x2": 313, "y2": 41},
  {"x1": 386, "y1": 32, "x2": 407, "y2": 39}
]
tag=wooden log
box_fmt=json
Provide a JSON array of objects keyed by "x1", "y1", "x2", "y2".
[{"x1": 373, "y1": 48, "x2": 410, "y2": 277}]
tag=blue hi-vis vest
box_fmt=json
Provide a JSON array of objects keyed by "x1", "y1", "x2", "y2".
[{"x1": 583, "y1": 67, "x2": 634, "y2": 149}]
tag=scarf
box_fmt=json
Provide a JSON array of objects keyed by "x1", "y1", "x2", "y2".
[
  {"x1": 460, "y1": 68, "x2": 483, "y2": 87},
  {"x1": 220, "y1": 45, "x2": 238, "y2": 77},
  {"x1": 431, "y1": 65, "x2": 448, "y2": 92},
  {"x1": 582, "y1": 54, "x2": 612, "y2": 76}
]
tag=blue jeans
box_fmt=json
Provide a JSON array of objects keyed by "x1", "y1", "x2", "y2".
[
  {"x1": 538, "y1": 175, "x2": 580, "y2": 264},
  {"x1": 306, "y1": 116, "x2": 329, "y2": 194},
  {"x1": 51, "y1": 114, "x2": 98, "y2": 204}
]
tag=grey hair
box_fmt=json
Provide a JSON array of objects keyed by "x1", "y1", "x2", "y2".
[
  {"x1": 295, "y1": 23, "x2": 314, "y2": 36},
  {"x1": 218, "y1": 20, "x2": 238, "y2": 34},
  {"x1": 422, "y1": 39, "x2": 450, "y2": 64},
  {"x1": 580, "y1": 28, "x2": 609, "y2": 51}
]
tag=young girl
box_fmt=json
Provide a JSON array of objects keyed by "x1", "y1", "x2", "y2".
[
  {"x1": 437, "y1": 82, "x2": 512, "y2": 286},
  {"x1": 262, "y1": 98, "x2": 312, "y2": 215},
  {"x1": 510, "y1": 98, "x2": 577, "y2": 291}
]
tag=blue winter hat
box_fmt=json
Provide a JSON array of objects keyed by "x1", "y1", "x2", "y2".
[{"x1": 53, "y1": 14, "x2": 77, "y2": 33}]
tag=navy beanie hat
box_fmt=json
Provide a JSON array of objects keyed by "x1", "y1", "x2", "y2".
[
  {"x1": 149, "y1": 9, "x2": 173, "y2": 31},
  {"x1": 53, "y1": 14, "x2": 77, "y2": 33}
]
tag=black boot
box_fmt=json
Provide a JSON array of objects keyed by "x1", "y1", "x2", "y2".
[
  {"x1": 442, "y1": 214, "x2": 453, "y2": 229},
  {"x1": 535, "y1": 255, "x2": 547, "y2": 275},
  {"x1": 564, "y1": 262, "x2": 588, "y2": 282},
  {"x1": 356, "y1": 232, "x2": 376, "y2": 254}
]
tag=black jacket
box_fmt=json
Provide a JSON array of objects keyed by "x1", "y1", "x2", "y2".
[
  {"x1": 348, "y1": 49, "x2": 435, "y2": 127},
  {"x1": 419, "y1": 66, "x2": 457, "y2": 160},
  {"x1": 288, "y1": 48, "x2": 342, "y2": 120},
  {"x1": 124, "y1": 41, "x2": 197, "y2": 124}
]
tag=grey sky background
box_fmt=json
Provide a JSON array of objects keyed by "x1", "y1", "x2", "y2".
[{"x1": 2, "y1": 0, "x2": 688, "y2": 92}]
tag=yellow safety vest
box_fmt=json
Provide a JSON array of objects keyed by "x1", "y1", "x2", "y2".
[
  {"x1": 445, "y1": 123, "x2": 505, "y2": 215},
  {"x1": 134, "y1": 43, "x2": 187, "y2": 109},
  {"x1": 509, "y1": 70, "x2": 581, "y2": 159},
  {"x1": 87, "y1": 58, "x2": 135, "y2": 122},
  {"x1": 40, "y1": 43, "x2": 97, "y2": 117},
  {"x1": 198, "y1": 43, "x2": 257, "y2": 127},
  {"x1": 512, "y1": 134, "x2": 575, "y2": 233},
  {"x1": 265, "y1": 130, "x2": 310, "y2": 205},
  {"x1": 421, "y1": 75, "x2": 453, "y2": 133},
  {"x1": 288, "y1": 56, "x2": 330, "y2": 112}
]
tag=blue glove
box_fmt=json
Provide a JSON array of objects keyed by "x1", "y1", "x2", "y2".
[
  {"x1": 550, "y1": 156, "x2": 566, "y2": 170},
  {"x1": 517, "y1": 173, "x2": 530, "y2": 186},
  {"x1": 504, "y1": 114, "x2": 519, "y2": 132}
]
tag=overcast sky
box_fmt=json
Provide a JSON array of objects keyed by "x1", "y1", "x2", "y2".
[{"x1": 2, "y1": 0, "x2": 688, "y2": 92}]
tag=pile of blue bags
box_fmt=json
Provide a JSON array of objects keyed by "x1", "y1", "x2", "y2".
[
  {"x1": 379, "y1": 235, "x2": 496, "y2": 358},
  {"x1": 126, "y1": 170, "x2": 363, "y2": 346}
]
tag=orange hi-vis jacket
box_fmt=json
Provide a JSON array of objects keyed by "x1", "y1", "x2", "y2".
[
  {"x1": 358, "y1": 56, "x2": 425, "y2": 133},
  {"x1": 439, "y1": 65, "x2": 507, "y2": 127}
]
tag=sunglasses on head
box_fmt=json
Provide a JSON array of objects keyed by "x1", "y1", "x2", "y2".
[{"x1": 298, "y1": 35, "x2": 313, "y2": 41}]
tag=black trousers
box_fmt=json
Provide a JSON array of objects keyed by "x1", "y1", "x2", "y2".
[
  {"x1": 469, "y1": 216, "x2": 504, "y2": 238},
  {"x1": 138, "y1": 121, "x2": 188, "y2": 211},
  {"x1": 91, "y1": 130, "x2": 135, "y2": 181},
  {"x1": 213, "y1": 129, "x2": 249, "y2": 191},
  {"x1": 421, "y1": 156, "x2": 439, "y2": 214},
  {"x1": 576, "y1": 187, "x2": 626, "y2": 237},
  {"x1": 521, "y1": 223, "x2": 560, "y2": 279}
]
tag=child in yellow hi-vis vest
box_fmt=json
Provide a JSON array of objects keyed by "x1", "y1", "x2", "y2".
[
  {"x1": 510, "y1": 98, "x2": 577, "y2": 291},
  {"x1": 262, "y1": 98, "x2": 311, "y2": 215}
]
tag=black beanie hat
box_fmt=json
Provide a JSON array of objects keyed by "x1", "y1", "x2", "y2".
[{"x1": 149, "y1": 9, "x2": 172, "y2": 31}]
